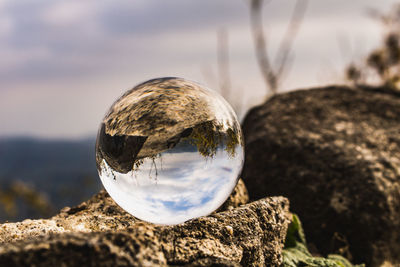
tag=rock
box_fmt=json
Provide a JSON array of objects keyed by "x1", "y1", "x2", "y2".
[
  {"x1": 0, "y1": 179, "x2": 291, "y2": 266},
  {"x1": 241, "y1": 86, "x2": 400, "y2": 266},
  {"x1": 0, "y1": 225, "x2": 166, "y2": 267},
  {"x1": 183, "y1": 257, "x2": 241, "y2": 267},
  {"x1": 0, "y1": 190, "x2": 135, "y2": 244},
  {"x1": 0, "y1": 179, "x2": 248, "y2": 244},
  {"x1": 0, "y1": 219, "x2": 66, "y2": 244},
  {"x1": 0, "y1": 195, "x2": 289, "y2": 266},
  {"x1": 159, "y1": 197, "x2": 289, "y2": 266}
]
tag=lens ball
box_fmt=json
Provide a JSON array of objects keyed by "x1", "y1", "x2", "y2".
[{"x1": 96, "y1": 77, "x2": 244, "y2": 225}]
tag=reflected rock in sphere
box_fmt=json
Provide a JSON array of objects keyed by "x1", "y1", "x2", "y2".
[{"x1": 96, "y1": 77, "x2": 244, "y2": 225}]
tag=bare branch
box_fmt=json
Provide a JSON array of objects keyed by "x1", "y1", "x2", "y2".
[
  {"x1": 275, "y1": 0, "x2": 308, "y2": 80},
  {"x1": 249, "y1": 0, "x2": 308, "y2": 94},
  {"x1": 250, "y1": 0, "x2": 277, "y2": 93}
]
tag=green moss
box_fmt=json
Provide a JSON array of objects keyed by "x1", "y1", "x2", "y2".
[{"x1": 282, "y1": 214, "x2": 364, "y2": 267}]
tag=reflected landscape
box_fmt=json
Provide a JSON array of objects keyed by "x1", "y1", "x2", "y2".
[{"x1": 96, "y1": 77, "x2": 244, "y2": 225}]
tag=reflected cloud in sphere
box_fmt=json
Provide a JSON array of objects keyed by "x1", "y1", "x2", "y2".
[{"x1": 96, "y1": 77, "x2": 244, "y2": 225}]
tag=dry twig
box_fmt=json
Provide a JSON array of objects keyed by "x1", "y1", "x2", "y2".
[{"x1": 250, "y1": 0, "x2": 308, "y2": 94}]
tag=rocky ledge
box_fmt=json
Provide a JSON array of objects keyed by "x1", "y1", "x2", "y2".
[{"x1": 0, "y1": 179, "x2": 291, "y2": 266}]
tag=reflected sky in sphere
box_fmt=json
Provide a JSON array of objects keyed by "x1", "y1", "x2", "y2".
[{"x1": 96, "y1": 77, "x2": 244, "y2": 225}]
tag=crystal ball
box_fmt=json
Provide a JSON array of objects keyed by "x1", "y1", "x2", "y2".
[{"x1": 95, "y1": 77, "x2": 244, "y2": 225}]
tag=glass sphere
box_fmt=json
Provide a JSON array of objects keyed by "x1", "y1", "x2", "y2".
[{"x1": 96, "y1": 77, "x2": 244, "y2": 225}]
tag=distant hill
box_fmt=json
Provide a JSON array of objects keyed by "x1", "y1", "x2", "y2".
[{"x1": 0, "y1": 137, "x2": 101, "y2": 222}]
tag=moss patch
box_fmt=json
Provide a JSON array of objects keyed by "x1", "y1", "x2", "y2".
[{"x1": 283, "y1": 214, "x2": 365, "y2": 267}]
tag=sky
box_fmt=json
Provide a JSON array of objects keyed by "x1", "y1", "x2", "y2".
[
  {"x1": 100, "y1": 146, "x2": 243, "y2": 224},
  {"x1": 0, "y1": 0, "x2": 398, "y2": 138}
]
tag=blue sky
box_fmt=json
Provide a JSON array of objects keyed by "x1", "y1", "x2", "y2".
[{"x1": 0, "y1": 0, "x2": 398, "y2": 138}]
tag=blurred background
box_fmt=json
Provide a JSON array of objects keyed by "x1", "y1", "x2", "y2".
[{"x1": 0, "y1": 0, "x2": 398, "y2": 222}]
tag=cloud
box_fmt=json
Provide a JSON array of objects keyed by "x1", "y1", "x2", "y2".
[
  {"x1": 99, "y1": 147, "x2": 243, "y2": 224},
  {"x1": 0, "y1": 15, "x2": 13, "y2": 37},
  {"x1": 41, "y1": 1, "x2": 95, "y2": 27},
  {"x1": 98, "y1": 1, "x2": 246, "y2": 35},
  {"x1": 0, "y1": 0, "x2": 398, "y2": 137}
]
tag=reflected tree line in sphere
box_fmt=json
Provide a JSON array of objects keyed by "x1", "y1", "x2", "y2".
[{"x1": 96, "y1": 119, "x2": 242, "y2": 180}]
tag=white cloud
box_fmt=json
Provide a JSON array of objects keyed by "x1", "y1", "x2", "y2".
[
  {"x1": 0, "y1": 0, "x2": 9, "y2": 10},
  {"x1": 41, "y1": 1, "x2": 95, "y2": 27},
  {"x1": 99, "y1": 148, "x2": 243, "y2": 225},
  {"x1": 0, "y1": 15, "x2": 13, "y2": 37}
]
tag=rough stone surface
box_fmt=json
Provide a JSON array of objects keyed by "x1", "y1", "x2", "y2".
[
  {"x1": 0, "y1": 179, "x2": 248, "y2": 244},
  {"x1": 0, "y1": 224, "x2": 166, "y2": 267},
  {"x1": 159, "y1": 197, "x2": 289, "y2": 266},
  {"x1": 0, "y1": 179, "x2": 290, "y2": 266},
  {"x1": 183, "y1": 257, "x2": 241, "y2": 267},
  {"x1": 241, "y1": 86, "x2": 400, "y2": 267}
]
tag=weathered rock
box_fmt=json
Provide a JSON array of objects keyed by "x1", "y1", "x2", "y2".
[
  {"x1": 0, "y1": 179, "x2": 290, "y2": 266},
  {"x1": 183, "y1": 257, "x2": 241, "y2": 267},
  {"x1": 0, "y1": 194, "x2": 289, "y2": 266},
  {"x1": 159, "y1": 197, "x2": 289, "y2": 266},
  {"x1": 0, "y1": 179, "x2": 248, "y2": 244},
  {"x1": 0, "y1": 190, "x2": 135, "y2": 244},
  {"x1": 241, "y1": 86, "x2": 400, "y2": 267},
  {"x1": 0, "y1": 224, "x2": 166, "y2": 267}
]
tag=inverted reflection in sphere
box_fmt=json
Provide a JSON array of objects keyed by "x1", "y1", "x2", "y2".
[{"x1": 96, "y1": 77, "x2": 244, "y2": 225}]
